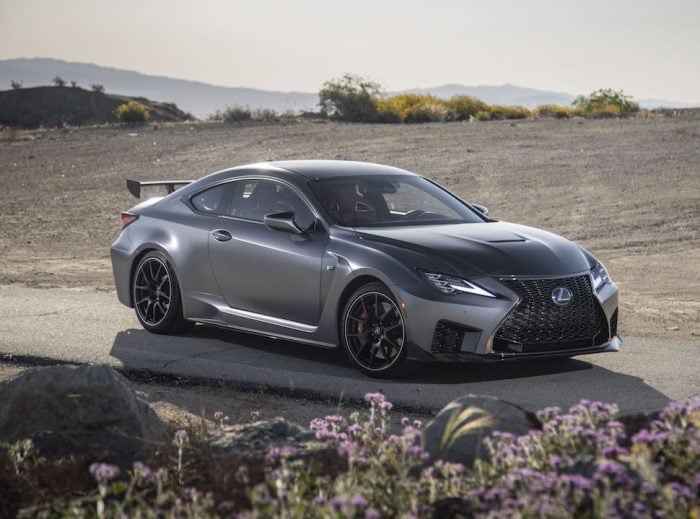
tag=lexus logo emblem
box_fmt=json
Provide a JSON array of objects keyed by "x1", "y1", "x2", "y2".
[{"x1": 551, "y1": 287, "x2": 573, "y2": 306}]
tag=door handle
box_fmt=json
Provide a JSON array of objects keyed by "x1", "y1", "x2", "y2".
[{"x1": 211, "y1": 229, "x2": 232, "y2": 242}]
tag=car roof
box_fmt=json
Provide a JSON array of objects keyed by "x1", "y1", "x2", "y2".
[{"x1": 241, "y1": 160, "x2": 417, "y2": 180}]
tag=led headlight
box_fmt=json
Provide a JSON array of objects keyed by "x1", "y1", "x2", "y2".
[
  {"x1": 591, "y1": 262, "x2": 611, "y2": 292},
  {"x1": 420, "y1": 270, "x2": 496, "y2": 297}
]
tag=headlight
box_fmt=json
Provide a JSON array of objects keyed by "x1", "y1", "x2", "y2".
[
  {"x1": 591, "y1": 262, "x2": 611, "y2": 292},
  {"x1": 420, "y1": 270, "x2": 496, "y2": 298}
]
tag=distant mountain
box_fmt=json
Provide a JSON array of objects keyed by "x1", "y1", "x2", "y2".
[
  {"x1": 0, "y1": 58, "x2": 318, "y2": 118},
  {"x1": 1, "y1": 58, "x2": 697, "y2": 118}
]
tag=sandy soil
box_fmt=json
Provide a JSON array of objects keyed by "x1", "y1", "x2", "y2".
[{"x1": 0, "y1": 117, "x2": 698, "y2": 340}]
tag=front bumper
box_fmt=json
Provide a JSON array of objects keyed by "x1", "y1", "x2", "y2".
[{"x1": 394, "y1": 274, "x2": 620, "y2": 362}]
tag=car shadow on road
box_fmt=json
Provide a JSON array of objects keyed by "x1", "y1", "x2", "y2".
[
  {"x1": 109, "y1": 325, "x2": 672, "y2": 413},
  {"x1": 112, "y1": 324, "x2": 600, "y2": 383}
]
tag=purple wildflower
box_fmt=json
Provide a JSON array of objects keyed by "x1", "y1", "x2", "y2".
[
  {"x1": 365, "y1": 508, "x2": 381, "y2": 519},
  {"x1": 351, "y1": 494, "x2": 368, "y2": 507},
  {"x1": 89, "y1": 463, "x2": 120, "y2": 484}
]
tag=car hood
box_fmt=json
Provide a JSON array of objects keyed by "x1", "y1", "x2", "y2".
[{"x1": 357, "y1": 222, "x2": 593, "y2": 278}]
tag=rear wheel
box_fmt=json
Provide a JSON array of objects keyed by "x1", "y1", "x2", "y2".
[
  {"x1": 341, "y1": 282, "x2": 408, "y2": 378},
  {"x1": 132, "y1": 251, "x2": 193, "y2": 334}
]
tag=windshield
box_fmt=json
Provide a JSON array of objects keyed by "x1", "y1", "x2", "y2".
[{"x1": 311, "y1": 175, "x2": 485, "y2": 227}]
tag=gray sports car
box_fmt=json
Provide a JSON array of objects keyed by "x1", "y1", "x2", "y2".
[{"x1": 111, "y1": 160, "x2": 621, "y2": 377}]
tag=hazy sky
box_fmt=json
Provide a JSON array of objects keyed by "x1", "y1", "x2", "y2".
[{"x1": 1, "y1": 0, "x2": 699, "y2": 101}]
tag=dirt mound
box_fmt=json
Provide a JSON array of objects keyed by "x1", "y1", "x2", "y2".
[{"x1": 0, "y1": 86, "x2": 193, "y2": 128}]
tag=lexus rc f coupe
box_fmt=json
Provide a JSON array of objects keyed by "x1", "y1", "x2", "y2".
[{"x1": 111, "y1": 160, "x2": 621, "y2": 377}]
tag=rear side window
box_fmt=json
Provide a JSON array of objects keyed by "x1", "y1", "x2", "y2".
[{"x1": 191, "y1": 184, "x2": 229, "y2": 214}]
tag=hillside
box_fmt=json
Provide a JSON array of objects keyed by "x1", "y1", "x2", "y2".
[
  {"x1": 5, "y1": 58, "x2": 698, "y2": 119},
  {"x1": 0, "y1": 86, "x2": 192, "y2": 128},
  {"x1": 0, "y1": 58, "x2": 318, "y2": 118}
]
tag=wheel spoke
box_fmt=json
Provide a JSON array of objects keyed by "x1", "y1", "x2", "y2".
[
  {"x1": 136, "y1": 295, "x2": 150, "y2": 305},
  {"x1": 384, "y1": 337, "x2": 402, "y2": 352},
  {"x1": 368, "y1": 347, "x2": 376, "y2": 368},
  {"x1": 378, "y1": 342, "x2": 391, "y2": 360}
]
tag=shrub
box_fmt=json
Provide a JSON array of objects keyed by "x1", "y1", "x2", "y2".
[
  {"x1": 91, "y1": 84, "x2": 105, "y2": 93},
  {"x1": 114, "y1": 101, "x2": 150, "y2": 123},
  {"x1": 319, "y1": 74, "x2": 381, "y2": 122},
  {"x1": 251, "y1": 108, "x2": 280, "y2": 122},
  {"x1": 219, "y1": 105, "x2": 252, "y2": 123},
  {"x1": 476, "y1": 110, "x2": 492, "y2": 121},
  {"x1": 52, "y1": 76, "x2": 66, "y2": 87},
  {"x1": 573, "y1": 88, "x2": 639, "y2": 117},
  {"x1": 70, "y1": 80, "x2": 78, "y2": 88},
  {"x1": 11, "y1": 80, "x2": 22, "y2": 90},
  {"x1": 584, "y1": 104, "x2": 623, "y2": 118},
  {"x1": 534, "y1": 104, "x2": 573, "y2": 119},
  {"x1": 374, "y1": 94, "x2": 449, "y2": 123},
  {"x1": 445, "y1": 95, "x2": 489, "y2": 121},
  {"x1": 373, "y1": 97, "x2": 402, "y2": 123},
  {"x1": 488, "y1": 105, "x2": 530, "y2": 120}
]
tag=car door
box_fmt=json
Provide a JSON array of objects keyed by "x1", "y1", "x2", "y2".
[{"x1": 208, "y1": 178, "x2": 328, "y2": 326}]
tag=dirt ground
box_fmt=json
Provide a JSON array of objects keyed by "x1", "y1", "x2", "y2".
[{"x1": 0, "y1": 117, "x2": 698, "y2": 340}]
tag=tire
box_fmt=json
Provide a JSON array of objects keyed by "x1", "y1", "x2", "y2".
[
  {"x1": 132, "y1": 251, "x2": 193, "y2": 334},
  {"x1": 340, "y1": 282, "x2": 409, "y2": 378}
]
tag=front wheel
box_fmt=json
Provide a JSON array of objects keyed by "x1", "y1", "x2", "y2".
[
  {"x1": 341, "y1": 282, "x2": 408, "y2": 378},
  {"x1": 132, "y1": 251, "x2": 193, "y2": 334}
]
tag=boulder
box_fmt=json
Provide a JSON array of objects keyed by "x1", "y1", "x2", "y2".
[
  {"x1": 0, "y1": 364, "x2": 166, "y2": 461},
  {"x1": 422, "y1": 394, "x2": 540, "y2": 466}
]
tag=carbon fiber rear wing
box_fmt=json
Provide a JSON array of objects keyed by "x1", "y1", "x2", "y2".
[{"x1": 126, "y1": 179, "x2": 194, "y2": 199}]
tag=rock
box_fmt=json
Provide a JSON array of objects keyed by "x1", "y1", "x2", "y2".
[
  {"x1": 204, "y1": 417, "x2": 345, "y2": 485},
  {"x1": 210, "y1": 417, "x2": 315, "y2": 456},
  {"x1": 0, "y1": 365, "x2": 166, "y2": 461},
  {"x1": 422, "y1": 394, "x2": 540, "y2": 466}
]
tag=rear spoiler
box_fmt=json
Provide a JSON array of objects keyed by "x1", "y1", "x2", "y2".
[{"x1": 126, "y1": 179, "x2": 194, "y2": 199}]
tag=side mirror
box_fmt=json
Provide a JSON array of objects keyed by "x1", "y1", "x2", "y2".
[
  {"x1": 263, "y1": 211, "x2": 303, "y2": 234},
  {"x1": 472, "y1": 204, "x2": 489, "y2": 217}
]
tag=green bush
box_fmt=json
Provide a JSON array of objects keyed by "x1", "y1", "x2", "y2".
[
  {"x1": 319, "y1": 74, "x2": 381, "y2": 122},
  {"x1": 476, "y1": 110, "x2": 492, "y2": 121},
  {"x1": 534, "y1": 104, "x2": 573, "y2": 119},
  {"x1": 573, "y1": 88, "x2": 639, "y2": 117},
  {"x1": 445, "y1": 95, "x2": 489, "y2": 121},
  {"x1": 114, "y1": 101, "x2": 150, "y2": 123}
]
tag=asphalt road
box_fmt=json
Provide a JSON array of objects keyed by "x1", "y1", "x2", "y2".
[{"x1": 1, "y1": 284, "x2": 698, "y2": 415}]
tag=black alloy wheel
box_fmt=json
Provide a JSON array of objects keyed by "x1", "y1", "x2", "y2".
[
  {"x1": 132, "y1": 251, "x2": 192, "y2": 334},
  {"x1": 342, "y1": 282, "x2": 407, "y2": 377}
]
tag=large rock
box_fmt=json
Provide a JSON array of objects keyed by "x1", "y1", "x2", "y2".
[
  {"x1": 422, "y1": 394, "x2": 541, "y2": 467},
  {"x1": 0, "y1": 364, "x2": 166, "y2": 461}
]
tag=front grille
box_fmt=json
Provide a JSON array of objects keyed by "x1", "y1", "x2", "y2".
[
  {"x1": 494, "y1": 275, "x2": 606, "y2": 353},
  {"x1": 431, "y1": 320, "x2": 465, "y2": 353}
]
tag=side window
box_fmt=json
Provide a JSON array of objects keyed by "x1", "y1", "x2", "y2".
[
  {"x1": 230, "y1": 180, "x2": 316, "y2": 231},
  {"x1": 191, "y1": 184, "x2": 229, "y2": 214}
]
